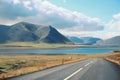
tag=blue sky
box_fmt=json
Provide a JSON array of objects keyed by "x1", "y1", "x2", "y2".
[
  {"x1": 0, "y1": 0, "x2": 120, "y2": 39},
  {"x1": 49, "y1": 0, "x2": 120, "y2": 22}
]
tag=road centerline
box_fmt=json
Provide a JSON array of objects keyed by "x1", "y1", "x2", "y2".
[
  {"x1": 84, "y1": 63, "x2": 90, "y2": 67},
  {"x1": 64, "y1": 67, "x2": 83, "y2": 80},
  {"x1": 64, "y1": 61, "x2": 93, "y2": 80}
]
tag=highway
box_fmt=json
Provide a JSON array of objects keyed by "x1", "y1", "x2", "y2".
[{"x1": 7, "y1": 58, "x2": 120, "y2": 80}]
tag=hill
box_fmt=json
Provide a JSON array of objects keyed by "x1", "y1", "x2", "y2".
[
  {"x1": 80, "y1": 37, "x2": 101, "y2": 45},
  {"x1": 0, "y1": 25, "x2": 10, "y2": 43},
  {"x1": 68, "y1": 36, "x2": 101, "y2": 45},
  {"x1": 68, "y1": 37, "x2": 84, "y2": 44},
  {"x1": 96, "y1": 36, "x2": 120, "y2": 46},
  {"x1": 0, "y1": 22, "x2": 72, "y2": 44}
]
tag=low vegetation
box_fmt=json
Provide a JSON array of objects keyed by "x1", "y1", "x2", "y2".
[
  {"x1": 0, "y1": 54, "x2": 86, "y2": 79},
  {"x1": 0, "y1": 42, "x2": 83, "y2": 49},
  {"x1": 106, "y1": 51, "x2": 120, "y2": 65},
  {"x1": 0, "y1": 51, "x2": 120, "y2": 80}
]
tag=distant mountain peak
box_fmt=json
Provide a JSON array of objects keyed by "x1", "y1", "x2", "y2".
[
  {"x1": 68, "y1": 36, "x2": 101, "y2": 45},
  {"x1": 96, "y1": 36, "x2": 120, "y2": 46},
  {"x1": 14, "y1": 21, "x2": 33, "y2": 25}
]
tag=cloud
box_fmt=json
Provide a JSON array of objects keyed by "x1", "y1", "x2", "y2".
[
  {"x1": 113, "y1": 13, "x2": 120, "y2": 20},
  {"x1": 0, "y1": 17, "x2": 23, "y2": 25},
  {"x1": 33, "y1": 0, "x2": 104, "y2": 30},
  {"x1": 58, "y1": 13, "x2": 120, "y2": 39},
  {"x1": 2, "y1": 0, "x2": 120, "y2": 39},
  {"x1": 106, "y1": 13, "x2": 120, "y2": 31},
  {"x1": 0, "y1": 0, "x2": 37, "y2": 20},
  {"x1": 0, "y1": 0, "x2": 120, "y2": 39},
  {"x1": 59, "y1": 28, "x2": 103, "y2": 38},
  {"x1": 96, "y1": 13, "x2": 120, "y2": 39},
  {"x1": 12, "y1": 0, "x2": 20, "y2": 4},
  {"x1": 0, "y1": 0, "x2": 104, "y2": 31},
  {"x1": 58, "y1": 28, "x2": 120, "y2": 39}
]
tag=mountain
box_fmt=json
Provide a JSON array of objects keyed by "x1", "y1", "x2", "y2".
[
  {"x1": 41, "y1": 26, "x2": 72, "y2": 43},
  {"x1": 0, "y1": 25, "x2": 10, "y2": 43},
  {"x1": 96, "y1": 36, "x2": 120, "y2": 46},
  {"x1": 68, "y1": 37, "x2": 84, "y2": 44},
  {"x1": 0, "y1": 22, "x2": 72, "y2": 44},
  {"x1": 80, "y1": 37, "x2": 102, "y2": 45},
  {"x1": 68, "y1": 36, "x2": 101, "y2": 45},
  {"x1": 8, "y1": 22, "x2": 39, "y2": 42}
]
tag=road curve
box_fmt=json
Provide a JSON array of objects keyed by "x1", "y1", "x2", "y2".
[{"x1": 6, "y1": 58, "x2": 120, "y2": 80}]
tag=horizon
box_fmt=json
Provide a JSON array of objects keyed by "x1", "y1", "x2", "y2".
[
  {"x1": 0, "y1": 1, "x2": 120, "y2": 79},
  {"x1": 0, "y1": 0, "x2": 120, "y2": 39},
  {"x1": 0, "y1": 21, "x2": 118, "y2": 40}
]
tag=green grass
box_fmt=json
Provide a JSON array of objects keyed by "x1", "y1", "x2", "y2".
[{"x1": 0, "y1": 42, "x2": 83, "y2": 49}]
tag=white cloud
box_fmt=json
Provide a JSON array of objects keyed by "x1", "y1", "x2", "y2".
[
  {"x1": 0, "y1": 0, "x2": 104, "y2": 31},
  {"x1": 99, "y1": 13, "x2": 120, "y2": 39},
  {"x1": 0, "y1": 17, "x2": 23, "y2": 25},
  {"x1": 25, "y1": 0, "x2": 104, "y2": 31},
  {"x1": 58, "y1": 28, "x2": 120, "y2": 39},
  {"x1": 59, "y1": 13, "x2": 120, "y2": 39},
  {"x1": 12, "y1": 0, "x2": 20, "y2": 4},
  {"x1": 106, "y1": 13, "x2": 120, "y2": 31},
  {"x1": 2, "y1": 0, "x2": 120, "y2": 39},
  {"x1": 113, "y1": 13, "x2": 120, "y2": 20},
  {"x1": 0, "y1": 0, "x2": 37, "y2": 20},
  {"x1": 22, "y1": 0, "x2": 33, "y2": 10}
]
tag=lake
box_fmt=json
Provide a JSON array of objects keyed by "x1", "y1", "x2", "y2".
[{"x1": 0, "y1": 47, "x2": 115, "y2": 54}]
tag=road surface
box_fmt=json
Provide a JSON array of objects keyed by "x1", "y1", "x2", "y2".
[{"x1": 6, "y1": 58, "x2": 120, "y2": 80}]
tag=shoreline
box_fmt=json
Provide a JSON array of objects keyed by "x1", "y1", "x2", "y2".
[{"x1": 0, "y1": 45, "x2": 119, "y2": 50}]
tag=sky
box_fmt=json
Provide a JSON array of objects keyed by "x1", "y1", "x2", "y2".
[{"x1": 0, "y1": 0, "x2": 120, "y2": 39}]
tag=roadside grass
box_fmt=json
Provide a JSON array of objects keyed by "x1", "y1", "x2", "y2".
[
  {"x1": 0, "y1": 42, "x2": 83, "y2": 49},
  {"x1": 0, "y1": 49, "x2": 120, "y2": 79},
  {"x1": 106, "y1": 51, "x2": 120, "y2": 65},
  {"x1": 0, "y1": 54, "x2": 86, "y2": 79},
  {"x1": 85, "y1": 52, "x2": 120, "y2": 65}
]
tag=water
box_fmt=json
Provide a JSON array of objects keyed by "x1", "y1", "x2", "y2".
[{"x1": 0, "y1": 47, "x2": 114, "y2": 54}]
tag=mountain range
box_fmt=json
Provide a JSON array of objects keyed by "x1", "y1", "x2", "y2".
[
  {"x1": 0, "y1": 22, "x2": 72, "y2": 44},
  {"x1": 96, "y1": 36, "x2": 120, "y2": 46},
  {"x1": 68, "y1": 37, "x2": 101, "y2": 45},
  {"x1": 68, "y1": 37, "x2": 84, "y2": 44},
  {"x1": 0, "y1": 22, "x2": 120, "y2": 45}
]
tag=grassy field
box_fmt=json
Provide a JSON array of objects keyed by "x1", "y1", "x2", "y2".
[
  {"x1": 0, "y1": 50, "x2": 120, "y2": 79},
  {"x1": 106, "y1": 51, "x2": 120, "y2": 65},
  {"x1": 0, "y1": 42, "x2": 84, "y2": 49},
  {"x1": 0, "y1": 54, "x2": 87, "y2": 79}
]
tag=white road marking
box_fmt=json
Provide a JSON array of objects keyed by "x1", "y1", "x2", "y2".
[
  {"x1": 64, "y1": 68, "x2": 83, "y2": 80},
  {"x1": 84, "y1": 63, "x2": 90, "y2": 67},
  {"x1": 64, "y1": 61, "x2": 94, "y2": 80}
]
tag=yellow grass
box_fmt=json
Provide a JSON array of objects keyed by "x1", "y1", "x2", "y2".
[
  {"x1": 0, "y1": 54, "x2": 86, "y2": 79},
  {"x1": 106, "y1": 51, "x2": 120, "y2": 65},
  {"x1": 0, "y1": 42, "x2": 83, "y2": 49},
  {"x1": 0, "y1": 51, "x2": 120, "y2": 80}
]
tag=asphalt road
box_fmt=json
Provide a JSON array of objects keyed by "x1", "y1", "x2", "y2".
[{"x1": 6, "y1": 58, "x2": 120, "y2": 80}]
